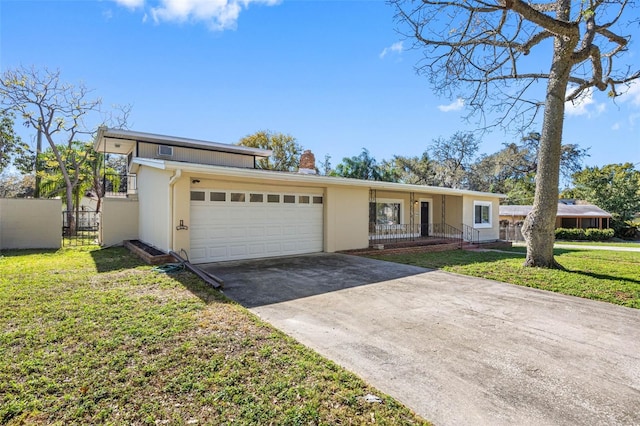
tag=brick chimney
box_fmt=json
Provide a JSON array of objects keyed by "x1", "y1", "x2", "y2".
[{"x1": 298, "y1": 150, "x2": 316, "y2": 175}]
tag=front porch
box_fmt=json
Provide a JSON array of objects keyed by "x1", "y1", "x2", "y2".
[{"x1": 368, "y1": 189, "x2": 481, "y2": 248}]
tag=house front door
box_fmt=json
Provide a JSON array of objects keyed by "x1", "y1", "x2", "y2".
[{"x1": 420, "y1": 202, "x2": 429, "y2": 236}]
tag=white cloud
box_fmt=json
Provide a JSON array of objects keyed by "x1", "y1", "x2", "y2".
[
  {"x1": 379, "y1": 41, "x2": 403, "y2": 59},
  {"x1": 114, "y1": 0, "x2": 145, "y2": 9},
  {"x1": 565, "y1": 88, "x2": 604, "y2": 117},
  {"x1": 612, "y1": 122, "x2": 621, "y2": 131},
  {"x1": 438, "y1": 98, "x2": 464, "y2": 112},
  {"x1": 113, "y1": 0, "x2": 280, "y2": 30},
  {"x1": 619, "y1": 80, "x2": 640, "y2": 106},
  {"x1": 149, "y1": 0, "x2": 280, "y2": 31}
]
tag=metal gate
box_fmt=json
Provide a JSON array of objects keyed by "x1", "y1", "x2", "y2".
[{"x1": 62, "y1": 210, "x2": 99, "y2": 246}]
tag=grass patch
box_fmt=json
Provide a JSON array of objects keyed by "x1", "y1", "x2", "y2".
[
  {"x1": 0, "y1": 247, "x2": 429, "y2": 425},
  {"x1": 369, "y1": 249, "x2": 640, "y2": 309},
  {"x1": 552, "y1": 241, "x2": 640, "y2": 248}
]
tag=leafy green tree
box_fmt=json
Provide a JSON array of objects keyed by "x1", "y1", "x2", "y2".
[
  {"x1": 567, "y1": 163, "x2": 640, "y2": 224},
  {"x1": 330, "y1": 149, "x2": 400, "y2": 182},
  {"x1": 0, "y1": 173, "x2": 35, "y2": 198},
  {"x1": 0, "y1": 111, "x2": 29, "y2": 174},
  {"x1": 36, "y1": 142, "x2": 119, "y2": 213},
  {"x1": 429, "y1": 132, "x2": 480, "y2": 189},
  {"x1": 468, "y1": 132, "x2": 588, "y2": 201},
  {"x1": 391, "y1": 152, "x2": 437, "y2": 185},
  {"x1": 237, "y1": 130, "x2": 302, "y2": 172},
  {"x1": 391, "y1": 0, "x2": 639, "y2": 268},
  {"x1": 1, "y1": 66, "x2": 102, "y2": 232}
]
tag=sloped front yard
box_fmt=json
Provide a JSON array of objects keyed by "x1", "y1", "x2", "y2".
[{"x1": 0, "y1": 247, "x2": 428, "y2": 425}]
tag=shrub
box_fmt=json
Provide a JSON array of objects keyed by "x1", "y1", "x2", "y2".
[
  {"x1": 555, "y1": 228, "x2": 614, "y2": 241},
  {"x1": 611, "y1": 220, "x2": 639, "y2": 239},
  {"x1": 555, "y1": 228, "x2": 586, "y2": 240},
  {"x1": 585, "y1": 228, "x2": 615, "y2": 241}
]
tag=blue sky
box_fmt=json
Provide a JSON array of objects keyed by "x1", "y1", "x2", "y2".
[{"x1": 1, "y1": 0, "x2": 639, "y2": 171}]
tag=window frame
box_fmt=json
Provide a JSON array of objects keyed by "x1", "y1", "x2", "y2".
[
  {"x1": 473, "y1": 201, "x2": 492, "y2": 229},
  {"x1": 370, "y1": 198, "x2": 403, "y2": 225}
]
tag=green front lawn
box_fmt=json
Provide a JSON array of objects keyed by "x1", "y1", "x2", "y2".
[
  {"x1": 369, "y1": 249, "x2": 640, "y2": 309},
  {"x1": 0, "y1": 247, "x2": 428, "y2": 425},
  {"x1": 552, "y1": 241, "x2": 640, "y2": 248}
]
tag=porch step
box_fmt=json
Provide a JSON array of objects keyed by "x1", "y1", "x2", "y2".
[{"x1": 343, "y1": 240, "x2": 463, "y2": 256}]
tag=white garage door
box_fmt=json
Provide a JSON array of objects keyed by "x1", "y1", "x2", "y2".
[{"x1": 190, "y1": 188, "x2": 323, "y2": 263}]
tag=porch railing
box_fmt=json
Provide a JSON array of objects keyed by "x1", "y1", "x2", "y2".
[
  {"x1": 462, "y1": 223, "x2": 480, "y2": 244},
  {"x1": 102, "y1": 173, "x2": 137, "y2": 197},
  {"x1": 369, "y1": 222, "x2": 463, "y2": 245}
]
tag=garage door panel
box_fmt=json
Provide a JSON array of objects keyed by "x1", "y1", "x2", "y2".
[
  {"x1": 266, "y1": 226, "x2": 284, "y2": 237},
  {"x1": 191, "y1": 189, "x2": 323, "y2": 263},
  {"x1": 229, "y1": 226, "x2": 248, "y2": 239}
]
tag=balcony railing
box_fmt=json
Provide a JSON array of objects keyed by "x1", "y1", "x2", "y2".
[
  {"x1": 102, "y1": 173, "x2": 137, "y2": 197},
  {"x1": 369, "y1": 222, "x2": 463, "y2": 245}
]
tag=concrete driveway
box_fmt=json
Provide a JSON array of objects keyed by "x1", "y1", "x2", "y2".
[{"x1": 203, "y1": 253, "x2": 640, "y2": 426}]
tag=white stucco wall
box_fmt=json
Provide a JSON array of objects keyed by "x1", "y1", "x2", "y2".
[
  {"x1": 137, "y1": 167, "x2": 174, "y2": 252},
  {"x1": 100, "y1": 198, "x2": 139, "y2": 247},
  {"x1": 0, "y1": 198, "x2": 62, "y2": 249}
]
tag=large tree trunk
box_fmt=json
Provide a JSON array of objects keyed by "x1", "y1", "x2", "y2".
[{"x1": 522, "y1": 32, "x2": 576, "y2": 268}]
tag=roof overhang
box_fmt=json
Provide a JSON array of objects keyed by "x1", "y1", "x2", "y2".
[
  {"x1": 499, "y1": 205, "x2": 612, "y2": 218},
  {"x1": 131, "y1": 158, "x2": 507, "y2": 199},
  {"x1": 94, "y1": 127, "x2": 272, "y2": 158}
]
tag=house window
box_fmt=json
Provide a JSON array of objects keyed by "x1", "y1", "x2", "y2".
[
  {"x1": 561, "y1": 217, "x2": 577, "y2": 228},
  {"x1": 581, "y1": 218, "x2": 598, "y2": 229},
  {"x1": 473, "y1": 201, "x2": 492, "y2": 228},
  {"x1": 250, "y1": 193, "x2": 264, "y2": 203},
  {"x1": 158, "y1": 145, "x2": 173, "y2": 156},
  {"x1": 299, "y1": 195, "x2": 310, "y2": 204},
  {"x1": 369, "y1": 201, "x2": 401, "y2": 225},
  {"x1": 230, "y1": 193, "x2": 245, "y2": 202},
  {"x1": 190, "y1": 191, "x2": 205, "y2": 201},
  {"x1": 267, "y1": 194, "x2": 280, "y2": 203},
  {"x1": 313, "y1": 196, "x2": 323, "y2": 204},
  {"x1": 210, "y1": 192, "x2": 226, "y2": 202},
  {"x1": 283, "y1": 195, "x2": 296, "y2": 204}
]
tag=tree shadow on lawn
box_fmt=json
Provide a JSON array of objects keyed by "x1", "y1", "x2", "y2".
[
  {"x1": 0, "y1": 248, "x2": 59, "y2": 257},
  {"x1": 561, "y1": 268, "x2": 640, "y2": 286},
  {"x1": 377, "y1": 248, "x2": 640, "y2": 284}
]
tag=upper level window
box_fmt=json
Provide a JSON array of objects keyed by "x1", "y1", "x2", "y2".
[
  {"x1": 158, "y1": 145, "x2": 173, "y2": 156},
  {"x1": 474, "y1": 201, "x2": 492, "y2": 228}
]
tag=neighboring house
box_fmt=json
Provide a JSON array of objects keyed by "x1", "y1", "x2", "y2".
[
  {"x1": 95, "y1": 128, "x2": 505, "y2": 264},
  {"x1": 499, "y1": 203, "x2": 612, "y2": 229}
]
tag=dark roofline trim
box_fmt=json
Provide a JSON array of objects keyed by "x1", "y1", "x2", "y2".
[
  {"x1": 135, "y1": 139, "x2": 262, "y2": 159},
  {"x1": 98, "y1": 127, "x2": 270, "y2": 158}
]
